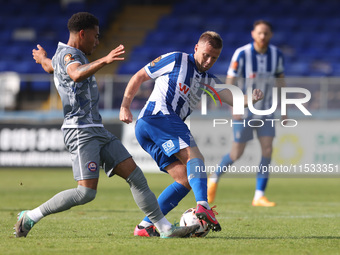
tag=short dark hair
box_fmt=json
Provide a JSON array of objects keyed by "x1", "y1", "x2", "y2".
[
  {"x1": 67, "y1": 12, "x2": 99, "y2": 32},
  {"x1": 253, "y1": 20, "x2": 273, "y2": 32},
  {"x1": 198, "y1": 31, "x2": 223, "y2": 49}
]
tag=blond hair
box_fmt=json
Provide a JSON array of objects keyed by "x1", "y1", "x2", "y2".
[{"x1": 198, "y1": 31, "x2": 223, "y2": 49}]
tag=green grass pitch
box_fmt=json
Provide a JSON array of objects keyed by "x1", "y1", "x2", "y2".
[{"x1": 1, "y1": 168, "x2": 339, "y2": 255}]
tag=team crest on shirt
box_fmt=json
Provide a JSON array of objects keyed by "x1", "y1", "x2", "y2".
[
  {"x1": 150, "y1": 56, "x2": 161, "y2": 67},
  {"x1": 64, "y1": 53, "x2": 75, "y2": 65},
  {"x1": 87, "y1": 161, "x2": 98, "y2": 172}
]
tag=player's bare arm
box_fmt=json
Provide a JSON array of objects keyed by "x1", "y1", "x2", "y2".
[
  {"x1": 217, "y1": 74, "x2": 264, "y2": 107},
  {"x1": 225, "y1": 75, "x2": 236, "y2": 86},
  {"x1": 68, "y1": 44, "x2": 125, "y2": 82},
  {"x1": 119, "y1": 68, "x2": 151, "y2": 124},
  {"x1": 217, "y1": 88, "x2": 263, "y2": 107},
  {"x1": 32, "y1": 44, "x2": 53, "y2": 74}
]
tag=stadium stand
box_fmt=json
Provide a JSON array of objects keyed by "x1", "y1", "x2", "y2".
[
  {"x1": 1, "y1": 0, "x2": 339, "y2": 105},
  {"x1": 115, "y1": 0, "x2": 340, "y2": 77},
  {"x1": 0, "y1": 0, "x2": 123, "y2": 92}
]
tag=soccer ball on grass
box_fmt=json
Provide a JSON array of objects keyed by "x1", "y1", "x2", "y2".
[{"x1": 179, "y1": 207, "x2": 210, "y2": 237}]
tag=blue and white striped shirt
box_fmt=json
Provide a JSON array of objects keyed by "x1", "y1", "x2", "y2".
[
  {"x1": 228, "y1": 43, "x2": 284, "y2": 118},
  {"x1": 139, "y1": 52, "x2": 222, "y2": 121}
]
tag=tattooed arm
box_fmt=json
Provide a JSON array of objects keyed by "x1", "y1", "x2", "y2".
[{"x1": 67, "y1": 44, "x2": 125, "y2": 82}]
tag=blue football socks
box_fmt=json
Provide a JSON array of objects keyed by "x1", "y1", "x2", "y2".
[
  {"x1": 142, "y1": 181, "x2": 190, "y2": 224},
  {"x1": 187, "y1": 158, "x2": 207, "y2": 202},
  {"x1": 256, "y1": 156, "x2": 271, "y2": 191},
  {"x1": 216, "y1": 153, "x2": 234, "y2": 179}
]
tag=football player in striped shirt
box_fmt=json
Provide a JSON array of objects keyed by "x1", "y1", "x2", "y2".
[
  {"x1": 120, "y1": 31, "x2": 264, "y2": 237},
  {"x1": 208, "y1": 20, "x2": 286, "y2": 207}
]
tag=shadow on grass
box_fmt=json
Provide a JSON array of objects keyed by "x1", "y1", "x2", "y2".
[{"x1": 209, "y1": 236, "x2": 340, "y2": 240}]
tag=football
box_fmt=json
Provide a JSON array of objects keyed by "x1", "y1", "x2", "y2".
[{"x1": 179, "y1": 207, "x2": 210, "y2": 237}]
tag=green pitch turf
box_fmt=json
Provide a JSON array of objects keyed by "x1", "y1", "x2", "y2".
[{"x1": 1, "y1": 169, "x2": 339, "y2": 255}]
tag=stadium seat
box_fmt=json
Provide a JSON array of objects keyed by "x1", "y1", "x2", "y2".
[
  {"x1": 118, "y1": 62, "x2": 145, "y2": 75},
  {"x1": 2, "y1": 0, "x2": 340, "y2": 78},
  {"x1": 285, "y1": 62, "x2": 310, "y2": 76},
  {"x1": 30, "y1": 81, "x2": 51, "y2": 92}
]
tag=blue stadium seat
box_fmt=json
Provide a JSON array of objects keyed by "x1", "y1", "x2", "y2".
[
  {"x1": 118, "y1": 62, "x2": 145, "y2": 75},
  {"x1": 0, "y1": 60, "x2": 11, "y2": 72},
  {"x1": 285, "y1": 62, "x2": 310, "y2": 76},
  {"x1": 129, "y1": 46, "x2": 155, "y2": 63},
  {"x1": 209, "y1": 61, "x2": 229, "y2": 76},
  {"x1": 30, "y1": 81, "x2": 51, "y2": 92},
  {"x1": 3, "y1": 0, "x2": 340, "y2": 78},
  {"x1": 331, "y1": 63, "x2": 340, "y2": 76}
]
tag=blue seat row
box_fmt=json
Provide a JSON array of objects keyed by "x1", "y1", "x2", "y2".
[
  {"x1": 118, "y1": 0, "x2": 340, "y2": 76},
  {"x1": 0, "y1": 0, "x2": 122, "y2": 91}
]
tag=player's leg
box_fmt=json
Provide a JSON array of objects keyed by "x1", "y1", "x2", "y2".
[
  {"x1": 102, "y1": 130, "x2": 198, "y2": 238},
  {"x1": 252, "y1": 120, "x2": 276, "y2": 206},
  {"x1": 132, "y1": 115, "x2": 212, "y2": 234},
  {"x1": 174, "y1": 146, "x2": 207, "y2": 206},
  {"x1": 132, "y1": 117, "x2": 193, "y2": 236},
  {"x1": 14, "y1": 180, "x2": 98, "y2": 237},
  {"x1": 112, "y1": 157, "x2": 168, "y2": 230},
  {"x1": 173, "y1": 146, "x2": 221, "y2": 231},
  {"x1": 208, "y1": 141, "x2": 246, "y2": 203},
  {"x1": 208, "y1": 120, "x2": 252, "y2": 203},
  {"x1": 137, "y1": 160, "x2": 191, "y2": 232},
  {"x1": 14, "y1": 128, "x2": 100, "y2": 237},
  {"x1": 252, "y1": 135, "x2": 276, "y2": 206},
  {"x1": 114, "y1": 156, "x2": 198, "y2": 238},
  {"x1": 137, "y1": 162, "x2": 192, "y2": 237}
]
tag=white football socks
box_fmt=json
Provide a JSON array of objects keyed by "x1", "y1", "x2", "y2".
[
  {"x1": 26, "y1": 208, "x2": 44, "y2": 223},
  {"x1": 139, "y1": 220, "x2": 153, "y2": 228},
  {"x1": 197, "y1": 201, "x2": 210, "y2": 209},
  {"x1": 254, "y1": 190, "x2": 265, "y2": 200},
  {"x1": 153, "y1": 217, "x2": 172, "y2": 233}
]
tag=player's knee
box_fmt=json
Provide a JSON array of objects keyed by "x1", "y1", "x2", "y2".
[
  {"x1": 126, "y1": 166, "x2": 148, "y2": 190},
  {"x1": 262, "y1": 147, "x2": 273, "y2": 158},
  {"x1": 230, "y1": 151, "x2": 242, "y2": 161},
  {"x1": 77, "y1": 185, "x2": 97, "y2": 205},
  {"x1": 180, "y1": 179, "x2": 191, "y2": 190}
]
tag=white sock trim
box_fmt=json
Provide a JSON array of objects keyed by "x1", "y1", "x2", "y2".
[
  {"x1": 139, "y1": 220, "x2": 153, "y2": 228},
  {"x1": 26, "y1": 208, "x2": 44, "y2": 223},
  {"x1": 153, "y1": 217, "x2": 172, "y2": 233},
  {"x1": 197, "y1": 201, "x2": 210, "y2": 210},
  {"x1": 254, "y1": 190, "x2": 265, "y2": 200}
]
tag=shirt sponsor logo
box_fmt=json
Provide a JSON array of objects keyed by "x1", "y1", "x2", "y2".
[{"x1": 179, "y1": 83, "x2": 189, "y2": 94}]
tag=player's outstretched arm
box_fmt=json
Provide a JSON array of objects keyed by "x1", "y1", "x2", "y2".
[
  {"x1": 219, "y1": 75, "x2": 263, "y2": 107},
  {"x1": 68, "y1": 44, "x2": 125, "y2": 82},
  {"x1": 119, "y1": 68, "x2": 151, "y2": 124},
  {"x1": 32, "y1": 44, "x2": 53, "y2": 74},
  {"x1": 250, "y1": 89, "x2": 264, "y2": 103},
  {"x1": 217, "y1": 87, "x2": 263, "y2": 107},
  {"x1": 239, "y1": 88, "x2": 264, "y2": 108},
  {"x1": 217, "y1": 75, "x2": 238, "y2": 106}
]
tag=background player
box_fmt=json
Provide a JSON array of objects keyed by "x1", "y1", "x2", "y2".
[
  {"x1": 120, "y1": 31, "x2": 264, "y2": 236},
  {"x1": 208, "y1": 20, "x2": 286, "y2": 207},
  {"x1": 14, "y1": 12, "x2": 199, "y2": 239}
]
